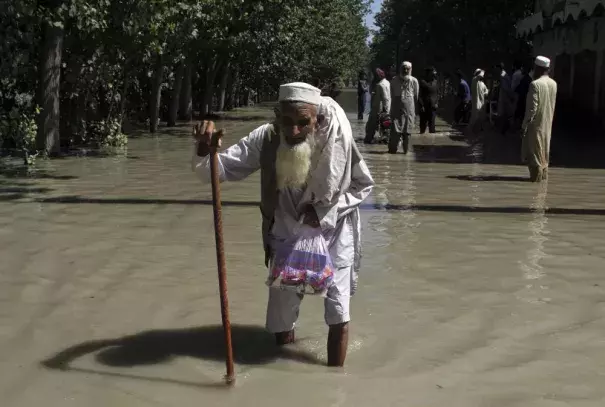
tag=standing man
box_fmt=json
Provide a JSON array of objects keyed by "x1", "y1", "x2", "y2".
[
  {"x1": 522, "y1": 56, "x2": 557, "y2": 182},
  {"x1": 514, "y1": 64, "x2": 533, "y2": 129},
  {"x1": 389, "y1": 61, "x2": 419, "y2": 154},
  {"x1": 470, "y1": 69, "x2": 489, "y2": 135},
  {"x1": 365, "y1": 68, "x2": 391, "y2": 143},
  {"x1": 419, "y1": 67, "x2": 439, "y2": 134},
  {"x1": 328, "y1": 81, "x2": 342, "y2": 100},
  {"x1": 454, "y1": 70, "x2": 471, "y2": 125},
  {"x1": 192, "y1": 82, "x2": 375, "y2": 366},
  {"x1": 357, "y1": 71, "x2": 369, "y2": 120},
  {"x1": 496, "y1": 62, "x2": 514, "y2": 135},
  {"x1": 511, "y1": 60, "x2": 524, "y2": 92}
]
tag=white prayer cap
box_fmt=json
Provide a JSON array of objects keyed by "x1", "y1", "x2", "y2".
[
  {"x1": 402, "y1": 61, "x2": 412, "y2": 68},
  {"x1": 474, "y1": 68, "x2": 482, "y2": 77},
  {"x1": 535, "y1": 56, "x2": 551, "y2": 68},
  {"x1": 278, "y1": 82, "x2": 322, "y2": 106}
]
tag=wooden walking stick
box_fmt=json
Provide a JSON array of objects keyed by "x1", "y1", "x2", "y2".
[{"x1": 205, "y1": 122, "x2": 235, "y2": 384}]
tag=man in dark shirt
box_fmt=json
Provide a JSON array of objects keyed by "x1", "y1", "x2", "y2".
[
  {"x1": 419, "y1": 67, "x2": 439, "y2": 134},
  {"x1": 454, "y1": 70, "x2": 471, "y2": 124},
  {"x1": 357, "y1": 71, "x2": 369, "y2": 120},
  {"x1": 328, "y1": 81, "x2": 342, "y2": 100},
  {"x1": 514, "y1": 64, "x2": 533, "y2": 129}
]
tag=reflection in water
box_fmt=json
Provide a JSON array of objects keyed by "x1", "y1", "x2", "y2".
[
  {"x1": 469, "y1": 142, "x2": 483, "y2": 209},
  {"x1": 518, "y1": 182, "x2": 551, "y2": 304},
  {"x1": 399, "y1": 155, "x2": 419, "y2": 252}
]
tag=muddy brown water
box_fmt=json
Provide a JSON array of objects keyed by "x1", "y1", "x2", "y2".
[{"x1": 2, "y1": 92, "x2": 605, "y2": 406}]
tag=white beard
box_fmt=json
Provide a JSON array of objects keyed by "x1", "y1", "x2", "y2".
[{"x1": 276, "y1": 131, "x2": 316, "y2": 190}]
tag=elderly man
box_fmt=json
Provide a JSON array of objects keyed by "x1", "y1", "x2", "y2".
[
  {"x1": 522, "y1": 56, "x2": 557, "y2": 182},
  {"x1": 364, "y1": 68, "x2": 391, "y2": 144},
  {"x1": 470, "y1": 69, "x2": 489, "y2": 135},
  {"x1": 192, "y1": 82, "x2": 375, "y2": 367},
  {"x1": 389, "y1": 61, "x2": 419, "y2": 154}
]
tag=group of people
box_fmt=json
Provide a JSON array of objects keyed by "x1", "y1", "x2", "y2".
[
  {"x1": 360, "y1": 62, "x2": 440, "y2": 154},
  {"x1": 359, "y1": 55, "x2": 556, "y2": 181},
  {"x1": 461, "y1": 61, "x2": 534, "y2": 136},
  {"x1": 459, "y1": 56, "x2": 557, "y2": 181}
]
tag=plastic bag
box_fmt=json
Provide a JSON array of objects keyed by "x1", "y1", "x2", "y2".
[{"x1": 267, "y1": 226, "x2": 335, "y2": 296}]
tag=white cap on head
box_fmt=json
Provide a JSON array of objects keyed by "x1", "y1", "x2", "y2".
[
  {"x1": 535, "y1": 56, "x2": 551, "y2": 68},
  {"x1": 278, "y1": 82, "x2": 322, "y2": 106},
  {"x1": 478, "y1": 70, "x2": 485, "y2": 78},
  {"x1": 474, "y1": 68, "x2": 482, "y2": 77},
  {"x1": 402, "y1": 61, "x2": 412, "y2": 68}
]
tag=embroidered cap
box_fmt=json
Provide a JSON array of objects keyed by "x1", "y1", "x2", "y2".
[
  {"x1": 535, "y1": 56, "x2": 551, "y2": 68},
  {"x1": 278, "y1": 82, "x2": 322, "y2": 105}
]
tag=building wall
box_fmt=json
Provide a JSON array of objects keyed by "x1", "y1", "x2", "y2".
[{"x1": 533, "y1": 16, "x2": 605, "y2": 116}]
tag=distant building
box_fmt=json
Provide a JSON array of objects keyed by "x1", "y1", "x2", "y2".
[{"x1": 517, "y1": 0, "x2": 605, "y2": 127}]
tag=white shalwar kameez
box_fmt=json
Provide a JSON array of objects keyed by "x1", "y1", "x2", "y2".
[{"x1": 192, "y1": 97, "x2": 374, "y2": 332}]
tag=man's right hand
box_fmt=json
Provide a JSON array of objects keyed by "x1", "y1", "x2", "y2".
[{"x1": 193, "y1": 120, "x2": 224, "y2": 157}]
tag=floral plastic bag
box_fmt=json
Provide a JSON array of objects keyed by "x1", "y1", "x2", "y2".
[{"x1": 267, "y1": 226, "x2": 335, "y2": 296}]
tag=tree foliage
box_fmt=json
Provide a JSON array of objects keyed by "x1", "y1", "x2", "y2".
[
  {"x1": 1, "y1": 0, "x2": 369, "y2": 162},
  {"x1": 370, "y1": 0, "x2": 534, "y2": 76}
]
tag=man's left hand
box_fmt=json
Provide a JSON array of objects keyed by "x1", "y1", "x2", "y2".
[{"x1": 302, "y1": 205, "x2": 320, "y2": 228}]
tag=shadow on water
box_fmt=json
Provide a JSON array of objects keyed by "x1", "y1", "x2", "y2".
[
  {"x1": 38, "y1": 196, "x2": 260, "y2": 206},
  {"x1": 0, "y1": 181, "x2": 55, "y2": 201},
  {"x1": 33, "y1": 195, "x2": 605, "y2": 216},
  {"x1": 411, "y1": 143, "x2": 521, "y2": 165},
  {"x1": 0, "y1": 194, "x2": 27, "y2": 202},
  {"x1": 428, "y1": 108, "x2": 605, "y2": 169},
  {"x1": 0, "y1": 162, "x2": 78, "y2": 180},
  {"x1": 1, "y1": 187, "x2": 54, "y2": 193},
  {"x1": 41, "y1": 325, "x2": 323, "y2": 388},
  {"x1": 447, "y1": 175, "x2": 529, "y2": 182}
]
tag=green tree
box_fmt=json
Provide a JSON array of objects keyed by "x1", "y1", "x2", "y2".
[
  {"x1": 370, "y1": 0, "x2": 534, "y2": 75},
  {"x1": 2, "y1": 0, "x2": 370, "y2": 162}
]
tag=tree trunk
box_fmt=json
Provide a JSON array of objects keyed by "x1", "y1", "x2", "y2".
[
  {"x1": 168, "y1": 60, "x2": 184, "y2": 127},
  {"x1": 36, "y1": 21, "x2": 64, "y2": 155},
  {"x1": 218, "y1": 62, "x2": 230, "y2": 112},
  {"x1": 225, "y1": 67, "x2": 238, "y2": 110},
  {"x1": 118, "y1": 64, "x2": 131, "y2": 130},
  {"x1": 61, "y1": 54, "x2": 83, "y2": 148},
  {"x1": 179, "y1": 60, "x2": 193, "y2": 121},
  {"x1": 149, "y1": 55, "x2": 163, "y2": 133},
  {"x1": 201, "y1": 58, "x2": 221, "y2": 116}
]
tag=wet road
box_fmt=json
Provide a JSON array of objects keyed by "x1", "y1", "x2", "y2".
[{"x1": 2, "y1": 103, "x2": 605, "y2": 406}]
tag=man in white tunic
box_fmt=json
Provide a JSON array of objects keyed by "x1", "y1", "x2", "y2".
[
  {"x1": 389, "y1": 61, "x2": 419, "y2": 154},
  {"x1": 470, "y1": 69, "x2": 489, "y2": 135},
  {"x1": 522, "y1": 56, "x2": 558, "y2": 182},
  {"x1": 364, "y1": 68, "x2": 391, "y2": 144},
  {"x1": 192, "y1": 82, "x2": 375, "y2": 366}
]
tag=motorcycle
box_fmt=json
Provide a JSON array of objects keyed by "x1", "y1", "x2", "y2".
[
  {"x1": 383, "y1": 113, "x2": 410, "y2": 154},
  {"x1": 378, "y1": 112, "x2": 391, "y2": 144}
]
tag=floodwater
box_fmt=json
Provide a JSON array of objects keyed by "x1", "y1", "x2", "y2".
[{"x1": 2, "y1": 96, "x2": 605, "y2": 406}]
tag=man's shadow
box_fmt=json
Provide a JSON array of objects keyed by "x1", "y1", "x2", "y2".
[{"x1": 41, "y1": 325, "x2": 323, "y2": 387}]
